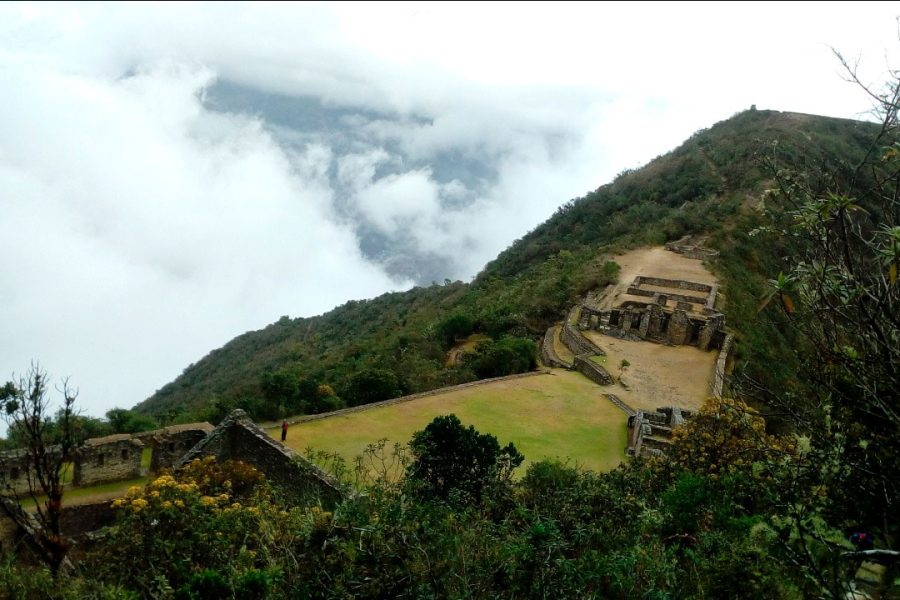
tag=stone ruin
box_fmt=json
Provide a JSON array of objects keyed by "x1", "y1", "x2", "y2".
[
  {"x1": 0, "y1": 449, "x2": 55, "y2": 496},
  {"x1": 627, "y1": 407, "x2": 692, "y2": 457},
  {"x1": 0, "y1": 422, "x2": 216, "y2": 499},
  {"x1": 580, "y1": 275, "x2": 727, "y2": 351},
  {"x1": 0, "y1": 412, "x2": 344, "y2": 559},
  {"x1": 665, "y1": 235, "x2": 720, "y2": 260},
  {"x1": 134, "y1": 423, "x2": 214, "y2": 473},
  {"x1": 73, "y1": 434, "x2": 144, "y2": 487},
  {"x1": 178, "y1": 410, "x2": 344, "y2": 507}
]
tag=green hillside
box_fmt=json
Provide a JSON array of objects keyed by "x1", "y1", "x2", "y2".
[{"x1": 134, "y1": 109, "x2": 879, "y2": 424}]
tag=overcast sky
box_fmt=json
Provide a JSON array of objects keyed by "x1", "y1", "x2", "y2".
[{"x1": 1, "y1": 2, "x2": 898, "y2": 420}]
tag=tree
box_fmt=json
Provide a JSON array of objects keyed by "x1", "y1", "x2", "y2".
[
  {"x1": 105, "y1": 407, "x2": 156, "y2": 434},
  {"x1": 618, "y1": 358, "x2": 630, "y2": 383},
  {"x1": 746, "y1": 49, "x2": 900, "y2": 596},
  {"x1": 344, "y1": 368, "x2": 401, "y2": 407},
  {"x1": 462, "y1": 336, "x2": 537, "y2": 378},
  {"x1": 406, "y1": 414, "x2": 523, "y2": 503},
  {"x1": 0, "y1": 363, "x2": 80, "y2": 577}
]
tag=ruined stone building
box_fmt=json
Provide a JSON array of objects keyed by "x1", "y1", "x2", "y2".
[
  {"x1": 0, "y1": 449, "x2": 50, "y2": 496},
  {"x1": 135, "y1": 423, "x2": 214, "y2": 473},
  {"x1": 627, "y1": 406, "x2": 692, "y2": 457},
  {"x1": 73, "y1": 434, "x2": 144, "y2": 486},
  {"x1": 178, "y1": 410, "x2": 343, "y2": 506},
  {"x1": 580, "y1": 275, "x2": 727, "y2": 351}
]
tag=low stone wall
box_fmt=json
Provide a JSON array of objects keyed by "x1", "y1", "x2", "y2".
[
  {"x1": 634, "y1": 276, "x2": 712, "y2": 293},
  {"x1": 178, "y1": 410, "x2": 344, "y2": 507},
  {"x1": 541, "y1": 326, "x2": 571, "y2": 369},
  {"x1": 605, "y1": 393, "x2": 636, "y2": 416},
  {"x1": 287, "y1": 370, "x2": 550, "y2": 426},
  {"x1": 709, "y1": 333, "x2": 734, "y2": 398},
  {"x1": 624, "y1": 286, "x2": 708, "y2": 305},
  {"x1": 665, "y1": 239, "x2": 720, "y2": 260},
  {"x1": 573, "y1": 355, "x2": 613, "y2": 386},
  {"x1": 0, "y1": 499, "x2": 116, "y2": 561}
]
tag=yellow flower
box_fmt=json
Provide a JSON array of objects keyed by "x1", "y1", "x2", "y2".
[
  {"x1": 125, "y1": 486, "x2": 142, "y2": 498},
  {"x1": 151, "y1": 475, "x2": 176, "y2": 489},
  {"x1": 111, "y1": 498, "x2": 126, "y2": 508},
  {"x1": 217, "y1": 493, "x2": 230, "y2": 503},
  {"x1": 174, "y1": 500, "x2": 185, "y2": 508},
  {"x1": 131, "y1": 498, "x2": 149, "y2": 512},
  {"x1": 231, "y1": 502, "x2": 242, "y2": 510},
  {"x1": 200, "y1": 496, "x2": 217, "y2": 507},
  {"x1": 150, "y1": 490, "x2": 160, "y2": 498},
  {"x1": 162, "y1": 501, "x2": 172, "y2": 509}
]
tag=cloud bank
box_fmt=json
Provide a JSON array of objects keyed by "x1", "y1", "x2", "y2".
[{"x1": 1, "y1": 2, "x2": 897, "y2": 417}]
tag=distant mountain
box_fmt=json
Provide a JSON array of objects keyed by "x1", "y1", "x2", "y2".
[{"x1": 134, "y1": 109, "x2": 879, "y2": 423}]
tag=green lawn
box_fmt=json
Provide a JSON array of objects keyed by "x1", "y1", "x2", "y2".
[{"x1": 273, "y1": 369, "x2": 628, "y2": 475}]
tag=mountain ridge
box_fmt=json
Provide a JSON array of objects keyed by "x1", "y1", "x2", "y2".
[{"x1": 134, "y1": 108, "x2": 880, "y2": 423}]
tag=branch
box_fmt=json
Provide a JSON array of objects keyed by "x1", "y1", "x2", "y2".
[{"x1": 842, "y1": 549, "x2": 900, "y2": 563}]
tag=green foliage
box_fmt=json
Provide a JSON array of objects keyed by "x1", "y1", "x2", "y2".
[
  {"x1": 407, "y1": 414, "x2": 524, "y2": 503},
  {"x1": 434, "y1": 312, "x2": 475, "y2": 348},
  {"x1": 105, "y1": 408, "x2": 157, "y2": 434},
  {"x1": 462, "y1": 336, "x2": 537, "y2": 378},
  {"x1": 342, "y1": 367, "x2": 401, "y2": 406}
]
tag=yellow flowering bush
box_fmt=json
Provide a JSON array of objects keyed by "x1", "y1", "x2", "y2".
[
  {"x1": 668, "y1": 396, "x2": 793, "y2": 479},
  {"x1": 94, "y1": 458, "x2": 284, "y2": 593}
]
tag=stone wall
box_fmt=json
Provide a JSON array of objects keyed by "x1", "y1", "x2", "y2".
[
  {"x1": 562, "y1": 306, "x2": 605, "y2": 356},
  {"x1": 0, "y1": 499, "x2": 116, "y2": 561},
  {"x1": 665, "y1": 237, "x2": 720, "y2": 260},
  {"x1": 605, "y1": 393, "x2": 636, "y2": 416},
  {"x1": 625, "y1": 285, "x2": 708, "y2": 305},
  {"x1": 709, "y1": 333, "x2": 734, "y2": 398},
  {"x1": 178, "y1": 410, "x2": 344, "y2": 507},
  {"x1": 626, "y1": 406, "x2": 692, "y2": 457},
  {"x1": 0, "y1": 450, "x2": 45, "y2": 496},
  {"x1": 74, "y1": 435, "x2": 143, "y2": 487},
  {"x1": 540, "y1": 326, "x2": 571, "y2": 369},
  {"x1": 289, "y1": 371, "x2": 549, "y2": 426},
  {"x1": 586, "y1": 304, "x2": 724, "y2": 351},
  {"x1": 145, "y1": 423, "x2": 214, "y2": 473},
  {"x1": 573, "y1": 355, "x2": 613, "y2": 386},
  {"x1": 633, "y1": 276, "x2": 713, "y2": 294}
]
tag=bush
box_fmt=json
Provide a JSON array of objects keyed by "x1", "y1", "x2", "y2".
[{"x1": 407, "y1": 414, "x2": 524, "y2": 503}]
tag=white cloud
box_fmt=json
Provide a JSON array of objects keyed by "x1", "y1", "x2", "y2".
[
  {"x1": 355, "y1": 169, "x2": 441, "y2": 234},
  {"x1": 1, "y1": 1, "x2": 898, "y2": 418}
]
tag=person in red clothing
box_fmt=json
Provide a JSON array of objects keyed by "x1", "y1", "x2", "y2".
[{"x1": 281, "y1": 419, "x2": 289, "y2": 442}]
